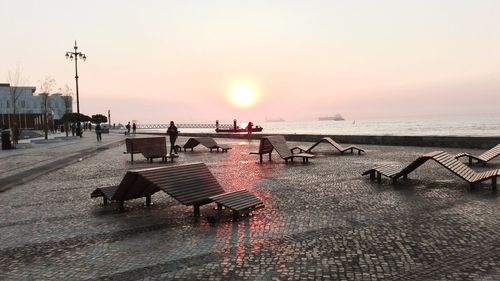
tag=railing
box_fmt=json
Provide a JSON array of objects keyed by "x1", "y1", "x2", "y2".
[{"x1": 137, "y1": 123, "x2": 233, "y2": 129}]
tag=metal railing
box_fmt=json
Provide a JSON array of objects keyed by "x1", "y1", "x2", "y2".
[{"x1": 137, "y1": 123, "x2": 233, "y2": 129}]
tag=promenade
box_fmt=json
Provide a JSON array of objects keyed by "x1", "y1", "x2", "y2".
[{"x1": 0, "y1": 132, "x2": 498, "y2": 280}]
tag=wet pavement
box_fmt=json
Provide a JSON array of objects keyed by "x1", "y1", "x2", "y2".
[{"x1": 0, "y1": 133, "x2": 498, "y2": 280}]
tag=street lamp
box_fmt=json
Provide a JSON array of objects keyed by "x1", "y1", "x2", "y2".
[{"x1": 65, "y1": 40, "x2": 86, "y2": 137}]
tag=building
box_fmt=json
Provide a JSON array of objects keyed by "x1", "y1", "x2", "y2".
[{"x1": 0, "y1": 83, "x2": 73, "y2": 129}]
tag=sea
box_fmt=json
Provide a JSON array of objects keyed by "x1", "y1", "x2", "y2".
[{"x1": 139, "y1": 116, "x2": 500, "y2": 137}]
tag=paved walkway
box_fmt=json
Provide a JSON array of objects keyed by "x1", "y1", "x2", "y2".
[{"x1": 0, "y1": 134, "x2": 498, "y2": 280}]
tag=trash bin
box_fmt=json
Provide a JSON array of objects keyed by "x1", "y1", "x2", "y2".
[{"x1": 1, "y1": 129, "x2": 12, "y2": 150}]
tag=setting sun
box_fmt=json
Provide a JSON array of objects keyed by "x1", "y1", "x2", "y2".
[{"x1": 227, "y1": 82, "x2": 260, "y2": 108}]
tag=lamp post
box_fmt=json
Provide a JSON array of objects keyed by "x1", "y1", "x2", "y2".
[{"x1": 65, "y1": 41, "x2": 86, "y2": 137}]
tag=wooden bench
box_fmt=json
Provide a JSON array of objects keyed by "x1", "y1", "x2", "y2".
[
  {"x1": 124, "y1": 137, "x2": 174, "y2": 163},
  {"x1": 136, "y1": 162, "x2": 263, "y2": 219},
  {"x1": 181, "y1": 137, "x2": 232, "y2": 152},
  {"x1": 362, "y1": 151, "x2": 499, "y2": 191},
  {"x1": 90, "y1": 169, "x2": 161, "y2": 211},
  {"x1": 455, "y1": 144, "x2": 500, "y2": 166},
  {"x1": 251, "y1": 136, "x2": 314, "y2": 164},
  {"x1": 296, "y1": 137, "x2": 365, "y2": 155}
]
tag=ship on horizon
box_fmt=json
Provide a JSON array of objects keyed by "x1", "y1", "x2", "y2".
[{"x1": 318, "y1": 114, "x2": 345, "y2": 121}]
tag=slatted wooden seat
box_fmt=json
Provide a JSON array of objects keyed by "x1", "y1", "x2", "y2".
[
  {"x1": 136, "y1": 162, "x2": 263, "y2": 219},
  {"x1": 124, "y1": 137, "x2": 172, "y2": 163},
  {"x1": 297, "y1": 137, "x2": 365, "y2": 155},
  {"x1": 181, "y1": 137, "x2": 232, "y2": 152},
  {"x1": 362, "y1": 151, "x2": 499, "y2": 191},
  {"x1": 251, "y1": 136, "x2": 314, "y2": 164},
  {"x1": 455, "y1": 144, "x2": 500, "y2": 166},
  {"x1": 91, "y1": 169, "x2": 161, "y2": 211}
]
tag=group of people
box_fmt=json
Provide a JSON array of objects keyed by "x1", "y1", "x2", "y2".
[{"x1": 125, "y1": 122, "x2": 137, "y2": 135}]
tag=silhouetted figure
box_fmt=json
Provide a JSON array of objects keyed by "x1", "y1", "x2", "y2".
[
  {"x1": 132, "y1": 123, "x2": 137, "y2": 134},
  {"x1": 166, "y1": 121, "x2": 178, "y2": 155},
  {"x1": 247, "y1": 121, "x2": 253, "y2": 134},
  {"x1": 95, "y1": 123, "x2": 102, "y2": 141},
  {"x1": 126, "y1": 122, "x2": 131, "y2": 135},
  {"x1": 89, "y1": 123, "x2": 92, "y2": 131},
  {"x1": 70, "y1": 123, "x2": 75, "y2": 136}
]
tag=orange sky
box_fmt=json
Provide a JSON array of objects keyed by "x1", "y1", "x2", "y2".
[{"x1": 1, "y1": 1, "x2": 499, "y2": 124}]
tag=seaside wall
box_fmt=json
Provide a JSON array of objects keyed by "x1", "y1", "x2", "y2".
[{"x1": 142, "y1": 132, "x2": 500, "y2": 149}]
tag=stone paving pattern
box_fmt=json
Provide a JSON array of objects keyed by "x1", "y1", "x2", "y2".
[{"x1": 0, "y1": 133, "x2": 498, "y2": 280}]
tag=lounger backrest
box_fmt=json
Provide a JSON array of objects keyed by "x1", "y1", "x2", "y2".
[
  {"x1": 323, "y1": 137, "x2": 344, "y2": 151},
  {"x1": 111, "y1": 170, "x2": 161, "y2": 201},
  {"x1": 266, "y1": 136, "x2": 293, "y2": 158},
  {"x1": 429, "y1": 151, "x2": 477, "y2": 182},
  {"x1": 195, "y1": 137, "x2": 219, "y2": 148},
  {"x1": 478, "y1": 144, "x2": 500, "y2": 161},
  {"x1": 258, "y1": 138, "x2": 274, "y2": 154},
  {"x1": 183, "y1": 138, "x2": 201, "y2": 149},
  {"x1": 126, "y1": 137, "x2": 166, "y2": 153},
  {"x1": 138, "y1": 162, "x2": 225, "y2": 205}
]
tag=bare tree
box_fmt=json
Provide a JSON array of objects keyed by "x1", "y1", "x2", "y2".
[
  {"x1": 7, "y1": 65, "x2": 28, "y2": 145},
  {"x1": 39, "y1": 76, "x2": 56, "y2": 140}
]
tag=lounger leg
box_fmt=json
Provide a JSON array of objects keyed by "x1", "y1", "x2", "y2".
[
  {"x1": 103, "y1": 197, "x2": 108, "y2": 205},
  {"x1": 146, "y1": 195, "x2": 152, "y2": 206},
  {"x1": 492, "y1": 177, "x2": 497, "y2": 192},
  {"x1": 130, "y1": 154, "x2": 134, "y2": 164},
  {"x1": 119, "y1": 201, "x2": 125, "y2": 212},
  {"x1": 358, "y1": 150, "x2": 361, "y2": 155},
  {"x1": 370, "y1": 171, "x2": 375, "y2": 180},
  {"x1": 217, "y1": 203, "x2": 223, "y2": 210},
  {"x1": 302, "y1": 157, "x2": 306, "y2": 164},
  {"x1": 193, "y1": 205, "x2": 200, "y2": 217},
  {"x1": 350, "y1": 148, "x2": 353, "y2": 154},
  {"x1": 392, "y1": 178, "x2": 397, "y2": 184},
  {"x1": 377, "y1": 172, "x2": 382, "y2": 183},
  {"x1": 268, "y1": 153, "x2": 272, "y2": 161},
  {"x1": 233, "y1": 210, "x2": 240, "y2": 221},
  {"x1": 468, "y1": 157, "x2": 472, "y2": 165},
  {"x1": 403, "y1": 174, "x2": 408, "y2": 180},
  {"x1": 259, "y1": 154, "x2": 263, "y2": 164}
]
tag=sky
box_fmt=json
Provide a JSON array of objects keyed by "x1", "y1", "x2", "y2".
[{"x1": 1, "y1": 0, "x2": 499, "y2": 124}]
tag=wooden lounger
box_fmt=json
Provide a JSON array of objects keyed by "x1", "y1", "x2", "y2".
[
  {"x1": 181, "y1": 137, "x2": 232, "y2": 152},
  {"x1": 92, "y1": 163, "x2": 264, "y2": 219},
  {"x1": 455, "y1": 144, "x2": 500, "y2": 166},
  {"x1": 139, "y1": 162, "x2": 263, "y2": 219},
  {"x1": 295, "y1": 137, "x2": 365, "y2": 155},
  {"x1": 362, "y1": 151, "x2": 499, "y2": 191},
  {"x1": 250, "y1": 136, "x2": 314, "y2": 164},
  {"x1": 91, "y1": 169, "x2": 161, "y2": 211}
]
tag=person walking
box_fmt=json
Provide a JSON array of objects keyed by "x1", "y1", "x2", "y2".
[
  {"x1": 132, "y1": 123, "x2": 137, "y2": 135},
  {"x1": 95, "y1": 123, "x2": 102, "y2": 142},
  {"x1": 126, "y1": 122, "x2": 131, "y2": 135},
  {"x1": 166, "y1": 121, "x2": 178, "y2": 155}
]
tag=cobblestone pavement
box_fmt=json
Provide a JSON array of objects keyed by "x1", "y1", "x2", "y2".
[{"x1": 0, "y1": 135, "x2": 498, "y2": 280}]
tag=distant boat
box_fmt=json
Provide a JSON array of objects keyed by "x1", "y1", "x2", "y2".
[
  {"x1": 319, "y1": 114, "x2": 345, "y2": 121},
  {"x1": 266, "y1": 117, "x2": 285, "y2": 122}
]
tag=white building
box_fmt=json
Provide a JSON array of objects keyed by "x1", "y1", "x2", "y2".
[{"x1": 0, "y1": 83, "x2": 73, "y2": 129}]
